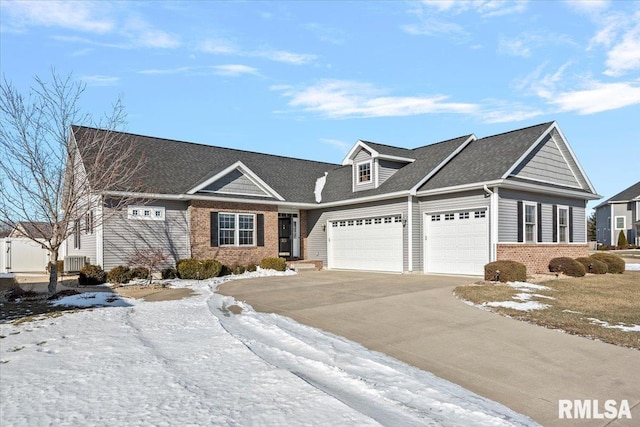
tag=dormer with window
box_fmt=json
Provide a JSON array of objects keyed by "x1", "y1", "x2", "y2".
[{"x1": 343, "y1": 141, "x2": 415, "y2": 192}]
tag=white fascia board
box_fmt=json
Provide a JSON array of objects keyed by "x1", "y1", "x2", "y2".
[
  {"x1": 550, "y1": 123, "x2": 598, "y2": 195},
  {"x1": 501, "y1": 122, "x2": 553, "y2": 180},
  {"x1": 102, "y1": 190, "x2": 317, "y2": 208},
  {"x1": 377, "y1": 154, "x2": 416, "y2": 163},
  {"x1": 499, "y1": 179, "x2": 601, "y2": 200},
  {"x1": 315, "y1": 190, "x2": 411, "y2": 208},
  {"x1": 416, "y1": 180, "x2": 503, "y2": 197},
  {"x1": 410, "y1": 135, "x2": 476, "y2": 194},
  {"x1": 342, "y1": 140, "x2": 379, "y2": 166},
  {"x1": 186, "y1": 161, "x2": 285, "y2": 201}
]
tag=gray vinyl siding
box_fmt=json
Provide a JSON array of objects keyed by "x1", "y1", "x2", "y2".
[
  {"x1": 378, "y1": 160, "x2": 404, "y2": 186},
  {"x1": 66, "y1": 224, "x2": 97, "y2": 265},
  {"x1": 202, "y1": 169, "x2": 268, "y2": 197},
  {"x1": 551, "y1": 129, "x2": 591, "y2": 190},
  {"x1": 498, "y1": 189, "x2": 586, "y2": 243},
  {"x1": 102, "y1": 200, "x2": 190, "y2": 271},
  {"x1": 513, "y1": 134, "x2": 580, "y2": 188},
  {"x1": 419, "y1": 190, "x2": 488, "y2": 214},
  {"x1": 612, "y1": 203, "x2": 635, "y2": 244},
  {"x1": 353, "y1": 150, "x2": 375, "y2": 192},
  {"x1": 306, "y1": 198, "x2": 408, "y2": 270}
]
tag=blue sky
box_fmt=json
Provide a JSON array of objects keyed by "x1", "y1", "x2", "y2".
[{"x1": 1, "y1": 0, "x2": 639, "y2": 209}]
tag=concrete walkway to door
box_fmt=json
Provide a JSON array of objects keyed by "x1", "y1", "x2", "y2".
[{"x1": 218, "y1": 270, "x2": 640, "y2": 426}]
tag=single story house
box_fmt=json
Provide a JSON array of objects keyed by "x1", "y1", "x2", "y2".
[
  {"x1": 64, "y1": 121, "x2": 599, "y2": 275},
  {"x1": 595, "y1": 181, "x2": 640, "y2": 246}
]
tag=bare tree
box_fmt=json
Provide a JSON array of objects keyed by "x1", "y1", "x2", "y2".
[
  {"x1": 127, "y1": 247, "x2": 169, "y2": 285},
  {"x1": 0, "y1": 69, "x2": 144, "y2": 294}
]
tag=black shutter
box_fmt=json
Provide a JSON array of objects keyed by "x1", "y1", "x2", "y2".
[
  {"x1": 210, "y1": 212, "x2": 218, "y2": 247},
  {"x1": 569, "y1": 207, "x2": 574, "y2": 243},
  {"x1": 517, "y1": 201, "x2": 523, "y2": 243},
  {"x1": 537, "y1": 203, "x2": 543, "y2": 242},
  {"x1": 552, "y1": 205, "x2": 558, "y2": 243},
  {"x1": 257, "y1": 214, "x2": 264, "y2": 247}
]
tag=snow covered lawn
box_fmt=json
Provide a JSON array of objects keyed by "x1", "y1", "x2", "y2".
[{"x1": 1, "y1": 271, "x2": 537, "y2": 426}]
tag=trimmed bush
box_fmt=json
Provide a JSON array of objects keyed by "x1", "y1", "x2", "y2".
[
  {"x1": 161, "y1": 267, "x2": 177, "y2": 279},
  {"x1": 618, "y1": 230, "x2": 629, "y2": 247},
  {"x1": 130, "y1": 267, "x2": 150, "y2": 280},
  {"x1": 47, "y1": 260, "x2": 64, "y2": 274},
  {"x1": 78, "y1": 264, "x2": 107, "y2": 286},
  {"x1": 107, "y1": 266, "x2": 132, "y2": 284},
  {"x1": 548, "y1": 257, "x2": 585, "y2": 277},
  {"x1": 246, "y1": 263, "x2": 258, "y2": 273},
  {"x1": 575, "y1": 257, "x2": 608, "y2": 274},
  {"x1": 591, "y1": 253, "x2": 625, "y2": 274},
  {"x1": 176, "y1": 258, "x2": 222, "y2": 279},
  {"x1": 484, "y1": 260, "x2": 527, "y2": 282},
  {"x1": 259, "y1": 257, "x2": 287, "y2": 272}
]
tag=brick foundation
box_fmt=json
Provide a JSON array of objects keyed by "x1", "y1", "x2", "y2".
[
  {"x1": 189, "y1": 200, "x2": 279, "y2": 266},
  {"x1": 497, "y1": 244, "x2": 589, "y2": 274}
]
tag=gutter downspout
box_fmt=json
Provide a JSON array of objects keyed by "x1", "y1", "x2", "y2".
[{"x1": 484, "y1": 184, "x2": 499, "y2": 262}]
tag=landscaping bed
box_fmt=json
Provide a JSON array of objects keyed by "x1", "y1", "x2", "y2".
[{"x1": 455, "y1": 271, "x2": 640, "y2": 350}]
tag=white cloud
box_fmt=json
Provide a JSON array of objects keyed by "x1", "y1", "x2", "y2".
[
  {"x1": 274, "y1": 80, "x2": 478, "y2": 118},
  {"x1": 603, "y1": 18, "x2": 640, "y2": 76},
  {"x1": 401, "y1": 18, "x2": 467, "y2": 37},
  {"x1": 319, "y1": 138, "x2": 352, "y2": 151},
  {"x1": 499, "y1": 33, "x2": 575, "y2": 58},
  {"x1": 134, "y1": 28, "x2": 180, "y2": 49},
  {"x1": 479, "y1": 103, "x2": 544, "y2": 123},
  {"x1": 563, "y1": 0, "x2": 610, "y2": 16},
  {"x1": 138, "y1": 65, "x2": 259, "y2": 77},
  {"x1": 416, "y1": 0, "x2": 528, "y2": 17},
  {"x1": 551, "y1": 81, "x2": 640, "y2": 114},
  {"x1": 3, "y1": 0, "x2": 114, "y2": 33},
  {"x1": 212, "y1": 64, "x2": 259, "y2": 76},
  {"x1": 199, "y1": 39, "x2": 316, "y2": 65},
  {"x1": 81, "y1": 75, "x2": 120, "y2": 86}
]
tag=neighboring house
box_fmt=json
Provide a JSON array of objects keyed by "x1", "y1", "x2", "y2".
[
  {"x1": 1, "y1": 222, "x2": 54, "y2": 273},
  {"x1": 595, "y1": 181, "x2": 640, "y2": 247},
  {"x1": 63, "y1": 121, "x2": 599, "y2": 275}
]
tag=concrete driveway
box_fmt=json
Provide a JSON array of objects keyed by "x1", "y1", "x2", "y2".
[{"x1": 219, "y1": 270, "x2": 639, "y2": 426}]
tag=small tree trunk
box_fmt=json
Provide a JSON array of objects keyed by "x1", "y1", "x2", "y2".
[{"x1": 48, "y1": 248, "x2": 59, "y2": 295}]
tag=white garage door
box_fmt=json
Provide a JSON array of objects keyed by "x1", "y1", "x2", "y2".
[
  {"x1": 328, "y1": 215, "x2": 403, "y2": 272},
  {"x1": 425, "y1": 209, "x2": 488, "y2": 275}
]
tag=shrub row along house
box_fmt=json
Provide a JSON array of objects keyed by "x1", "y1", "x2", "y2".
[{"x1": 62, "y1": 121, "x2": 599, "y2": 275}]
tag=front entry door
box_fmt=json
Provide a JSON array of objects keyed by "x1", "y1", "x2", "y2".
[{"x1": 279, "y1": 218, "x2": 292, "y2": 257}]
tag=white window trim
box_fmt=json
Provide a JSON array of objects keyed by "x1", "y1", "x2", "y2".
[
  {"x1": 557, "y1": 205, "x2": 569, "y2": 243},
  {"x1": 356, "y1": 160, "x2": 373, "y2": 185},
  {"x1": 128, "y1": 205, "x2": 165, "y2": 221},
  {"x1": 614, "y1": 216, "x2": 626, "y2": 230},
  {"x1": 219, "y1": 213, "x2": 256, "y2": 247},
  {"x1": 523, "y1": 202, "x2": 537, "y2": 243}
]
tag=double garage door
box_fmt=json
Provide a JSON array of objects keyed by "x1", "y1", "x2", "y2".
[
  {"x1": 328, "y1": 215, "x2": 403, "y2": 273},
  {"x1": 425, "y1": 209, "x2": 489, "y2": 275}
]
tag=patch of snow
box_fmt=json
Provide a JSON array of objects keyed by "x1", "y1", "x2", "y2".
[
  {"x1": 483, "y1": 301, "x2": 551, "y2": 311},
  {"x1": 626, "y1": 263, "x2": 640, "y2": 271},
  {"x1": 51, "y1": 292, "x2": 135, "y2": 308},
  {"x1": 0, "y1": 273, "x2": 15, "y2": 279},
  {"x1": 588, "y1": 318, "x2": 640, "y2": 332},
  {"x1": 562, "y1": 309, "x2": 584, "y2": 314},
  {"x1": 506, "y1": 281, "x2": 551, "y2": 292},
  {"x1": 0, "y1": 271, "x2": 538, "y2": 426}
]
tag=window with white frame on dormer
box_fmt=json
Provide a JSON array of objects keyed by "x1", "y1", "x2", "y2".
[{"x1": 357, "y1": 161, "x2": 372, "y2": 184}]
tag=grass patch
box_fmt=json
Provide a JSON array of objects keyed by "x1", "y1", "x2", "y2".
[{"x1": 454, "y1": 272, "x2": 640, "y2": 350}]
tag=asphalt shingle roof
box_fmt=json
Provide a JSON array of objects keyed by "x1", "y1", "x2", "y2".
[
  {"x1": 418, "y1": 122, "x2": 553, "y2": 191},
  {"x1": 73, "y1": 126, "x2": 340, "y2": 204},
  {"x1": 598, "y1": 181, "x2": 640, "y2": 206}
]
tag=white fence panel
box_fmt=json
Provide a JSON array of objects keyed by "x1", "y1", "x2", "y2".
[{"x1": 0, "y1": 238, "x2": 51, "y2": 273}]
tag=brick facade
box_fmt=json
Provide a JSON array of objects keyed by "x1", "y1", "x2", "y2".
[
  {"x1": 189, "y1": 200, "x2": 279, "y2": 266},
  {"x1": 497, "y1": 244, "x2": 589, "y2": 274}
]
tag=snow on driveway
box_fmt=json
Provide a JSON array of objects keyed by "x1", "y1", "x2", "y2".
[{"x1": 1, "y1": 272, "x2": 538, "y2": 426}]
